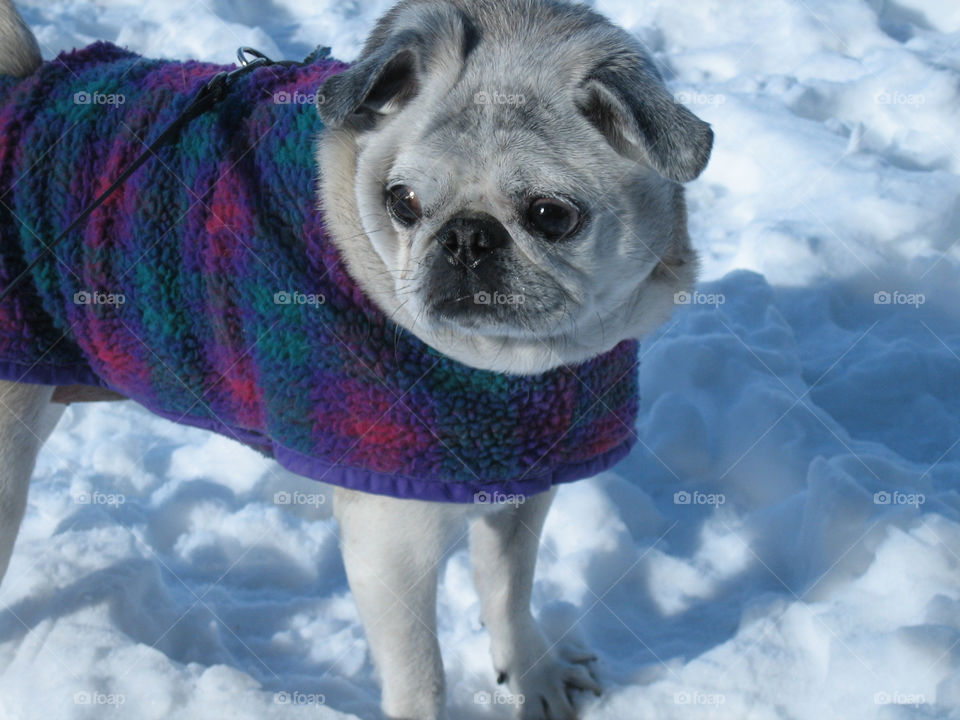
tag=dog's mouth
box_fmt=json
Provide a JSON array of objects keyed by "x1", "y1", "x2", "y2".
[
  {"x1": 421, "y1": 254, "x2": 568, "y2": 337},
  {"x1": 430, "y1": 290, "x2": 526, "y2": 330}
]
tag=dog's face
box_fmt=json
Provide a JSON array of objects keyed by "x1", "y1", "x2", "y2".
[{"x1": 317, "y1": 0, "x2": 713, "y2": 374}]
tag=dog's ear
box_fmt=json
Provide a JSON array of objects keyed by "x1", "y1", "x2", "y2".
[
  {"x1": 318, "y1": 2, "x2": 479, "y2": 130},
  {"x1": 317, "y1": 29, "x2": 422, "y2": 128},
  {"x1": 577, "y1": 49, "x2": 714, "y2": 183}
]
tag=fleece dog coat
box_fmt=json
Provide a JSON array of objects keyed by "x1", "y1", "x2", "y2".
[{"x1": 0, "y1": 43, "x2": 639, "y2": 502}]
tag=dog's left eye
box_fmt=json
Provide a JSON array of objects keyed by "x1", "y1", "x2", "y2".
[
  {"x1": 386, "y1": 185, "x2": 423, "y2": 227},
  {"x1": 526, "y1": 198, "x2": 582, "y2": 241}
]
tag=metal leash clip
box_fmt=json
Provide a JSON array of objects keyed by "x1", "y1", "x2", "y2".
[
  {"x1": 199, "y1": 47, "x2": 274, "y2": 104},
  {"x1": 236, "y1": 46, "x2": 273, "y2": 67}
]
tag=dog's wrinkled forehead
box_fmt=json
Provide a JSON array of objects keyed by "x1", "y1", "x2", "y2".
[
  {"x1": 407, "y1": 94, "x2": 609, "y2": 214},
  {"x1": 318, "y1": 0, "x2": 713, "y2": 185}
]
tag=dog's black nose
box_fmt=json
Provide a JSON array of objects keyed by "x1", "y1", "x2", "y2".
[{"x1": 436, "y1": 215, "x2": 509, "y2": 268}]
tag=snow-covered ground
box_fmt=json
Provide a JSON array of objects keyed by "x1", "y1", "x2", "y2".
[{"x1": 2, "y1": 0, "x2": 959, "y2": 718}]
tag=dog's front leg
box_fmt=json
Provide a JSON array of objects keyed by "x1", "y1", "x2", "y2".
[
  {"x1": 334, "y1": 487, "x2": 461, "y2": 720},
  {"x1": 470, "y1": 488, "x2": 601, "y2": 720},
  {"x1": 0, "y1": 381, "x2": 62, "y2": 584}
]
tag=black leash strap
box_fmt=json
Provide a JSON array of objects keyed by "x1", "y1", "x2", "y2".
[{"x1": 0, "y1": 46, "x2": 313, "y2": 305}]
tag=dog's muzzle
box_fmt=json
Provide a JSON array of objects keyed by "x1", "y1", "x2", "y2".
[{"x1": 436, "y1": 214, "x2": 510, "y2": 270}]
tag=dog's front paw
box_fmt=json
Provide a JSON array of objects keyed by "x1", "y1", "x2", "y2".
[{"x1": 497, "y1": 641, "x2": 602, "y2": 720}]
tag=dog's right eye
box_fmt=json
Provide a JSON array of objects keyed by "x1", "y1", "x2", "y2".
[
  {"x1": 526, "y1": 198, "x2": 582, "y2": 242},
  {"x1": 386, "y1": 185, "x2": 423, "y2": 227}
]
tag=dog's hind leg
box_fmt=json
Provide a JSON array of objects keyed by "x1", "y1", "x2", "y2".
[
  {"x1": 334, "y1": 487, "x2": 463, "y2": 720},
  {"x1": 470, "y1": 487, "x2": 602, "y2": 720},
  {"x1": 0, "y1": 0, "x2": 42, "y2": 78},
  {"x1": 0, "y1": 380, "x2": 61, "y2": 585}
]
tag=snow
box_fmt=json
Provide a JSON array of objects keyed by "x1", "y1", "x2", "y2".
[{"x1": 3, "y1": 0, "x2": 959, "y2": 718}]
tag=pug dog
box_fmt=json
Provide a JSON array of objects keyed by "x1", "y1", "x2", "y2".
[{"x1": 0, "y1": 0, "x2": 712, "y2": 718}]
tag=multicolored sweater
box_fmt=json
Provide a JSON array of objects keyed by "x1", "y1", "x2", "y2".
[{"x1": 0, "y1": 42, "x2": 639, "y2": 502}]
